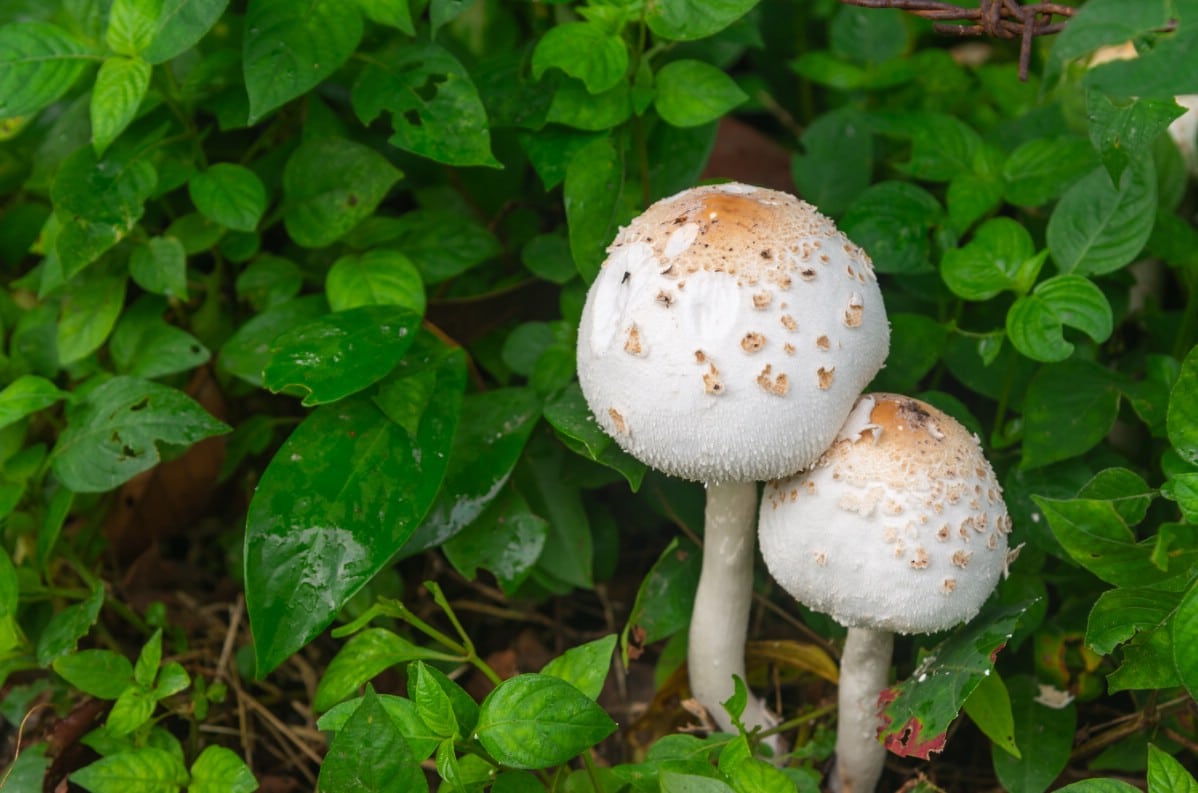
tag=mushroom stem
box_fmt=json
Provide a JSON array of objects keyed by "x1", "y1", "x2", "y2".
[
  {"x1": 688, "y1": 481, "x2": 779, "y2": 746},
  {"x1": 831, "y1": 627, "x2": 894, "y2": 793}
]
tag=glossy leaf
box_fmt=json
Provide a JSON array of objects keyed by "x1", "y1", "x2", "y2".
[
  {"x1": 1055, "y1": 782, "x2": 1142, "y2": 793},
  {"x1": 1087, "y1": 92, "x2": 1184, "y2": 184},
  {"x1": 645, "y1": 0, "x2": 761, "y2": 41},
  {"x1": 144, "y1": 0, "x2": 230, "y2": 64},
  {"x1": 621, "y1": 536, "x2": 701, "y2": 663},
  {"x1": 51, "y1": 377, "x2": 230, "y2": 493},
  {"x1": 354, "y1": 0, "x2": 415, "y2": 34},
  {"x1": 219, "y1": 295, "x2": 329, "y2": 387},
  {"x1": 564, "y1": 135, "x2": 622, "y2": 283},
  {"x1": 532, "y1": 22, "x2": 628, "y2": 94},
  {"x1": 991, "y1": 675, "x2": 1076, "y2": 793},
  {"x1": 110, "y1": 296, "x2": 210, "y2": 379},
  {"x1": 1168, "y1": 346, "x2": 1198, "y2": 466},
  {"x1": 317, "y1": 688, "x2": 428, "y2": 793},
  {"x1": 106, "y1": 0, "x2": 163, "y2": 55},
  {"x1": 1006, "y1": 275, "x2": 1113, "y2": 362},
  {"x1": 35, "y1": 586, "x2": 103, "y2": 665},
  {"x1": 791, "y1": 107, "x2": 873, "y2": 217},
  {"x1": 544, "y1": 382, "x2": 647, "y2": 490},
  {"x1": 1047, "y1": 162, "x2": 1157, "y2": 276},
  {"x1": 53, "y1": 649, "x2": 135, "y2": 699},
  {"x1": 1148, "y1": 744, "x2": 1198, "y2": 793},
  {"x1": 245, "y1": 342, "x2": 464, "y2": 675},
  {"x1": 188, "y1": 163, "x2": 266, "y2": 232},
  {"x1": 243, "y1": 0, "x2": 363, "y2": 123},
  {"x1": 1002, "y1": 137, "x2": 1098, "y2": 208},
  {"x1": 411, "y1": 661, "x2": 458, "y2": 738},
  {"x1": 441, "y1": 489, "x2": 548, "y2": 595},
  {"x1": 1021, "y1": 360, "x2": 1120, "y2": 468},
  {"x1": 476, "y1": 673, "x2": 617, "y2": 769},
  {"x1": 351, "y1": 210, "x2": 500, "y2": 284},
  {"x1": 317, "y1": 694, "x2": 439, "y2": 761},
  {"x1": 189, "y1": 745, "x2": 258, "y2": 793},
  {"x1": 0, "y1": 375, "x2": 69, "y2": 430},
  {"x1": 654, "y1": 60, "x2": 748, "y2": 128},
  {"x1": 90, "y1": 56, "x2": 151, "y2": 156},
  {"x1": 540, "y1": 634, "x2": 617, "y2": 701},
  {"x1": 879, "y1": 600, "x2": 1032, "y2": 759},
  {"x1": 1087, "y1": 586, "x2": 1177, "y2": 656},
  {"x1": 282, "y1": 137, "x2": 400, "y2": 248},
  {"x1": 314, "y1": 628, "x2": 452, "y2": 712},
  {"x1": 963, "y1": 671, "x2": 1019, "y2": 758},
  {"x1": 1172, "y1": 580, "x2": 1198, "y2": 701},
  {"x1": 0, "y1": 22, "x2": 91, "y2": 121},
  {"x1": 326, "y1": 250, "x2": 425, "y2": 315},
  {"x1": 129, "y1": 236, "x2": 188, "y2": 299},
  {"x1": 69, "y1": 747, "x2": 189, "y2": 793},
  {"x1": 941, "y1": 217, "x2": 1043, "y2": 301},
  {"x1": 841, "y1": 180, "x2": 941, "y2": 275},
  {"x1": 1049, "y1": 0, "x2": 1170, "y2": 66},
  {"x1": 262, "y1": 305, "x2": 421, "y2": 406},
  {"x1": 408, "y1": 660, "x2": 479, "y2": 736}
]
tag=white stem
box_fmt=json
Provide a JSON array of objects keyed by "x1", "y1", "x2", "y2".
[
  {"x1": 831, "y1": 627, "x2": 894, "y2": 793},
  {"x1": 688, "y1": 481, "x2": 780, "y2": 750}
]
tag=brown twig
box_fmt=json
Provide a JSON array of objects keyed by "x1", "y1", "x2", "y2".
[{"x1": 838, "y1": 0, "x2": 1076, "y2": 80}]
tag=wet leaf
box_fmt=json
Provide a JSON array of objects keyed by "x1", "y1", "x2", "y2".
[
  {"x1": 316, "y1": 688, "x2": 427, "y2": 793},
  {"x1": 326, "y1": 250, "x2": 425, "y2": 315},
  {"x1": 314, "y1": 628, "x2": 452, "y2": 712},
  {"x1": 622, "y1": 536, "x2": 701, "y2": 664},
  {"x1": 219, "y1": 295, "x2": 329, "y2": 387},
  {"x1": 441, "y1": 489, "x2": 548, "y2": 595}
]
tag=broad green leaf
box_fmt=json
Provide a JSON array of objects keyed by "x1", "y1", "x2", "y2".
[
  {"x1": 1006, "y1": 275, "x2": 1113, "y2": 362},
  {"x1": 1, "y1": 743, "x2": 49, "y2": 792},
  {"x1": 1162, "y1": 473, "x2": 1198, "y2": 522},
  {"x1": 1077, "y1": 467, "x2": 1153, "y2": 525},
  {"x1": 70, "y1": 747, "x2": 189, "y2": 793},
  {"x1": 547, "y1": 78, "x2": 632, "y2": 131},
  {"x1": 519, "y1": 128, "x2": 604, "y2": 191},
  {"x1": 654, "y1": 60, "x2": 748, "y2": 128},
  {"x1": 326, "y1": 250, "x2": 425, "y2": 315},
  {"x1": 841, "y1": 180, "x2": 941, "y2": 275},
  {"x1": 188, "y1": 163, "x2": 266, "y2": 232},
  {"x1": 544, "y1": 382, "x2": 646, "y2": 490},
  {"x1": 56, "y1": 273, "x2": 127, "y2": 365},
  {"x1": 53, "y1": 649, "x2": 134, "y2": 699},
  {"x1": 660, "y1": 772, "x2": 737, "y2": 793},
  {"x1": 106, "y1": 0, "x2": 163, "y2": 56},
  {"x1": 1087, "y1": 92, "x2": 1185, "y2": 184},
  {"x1": 791, "y1": 50, "x2": 867, "y2": 90},
  {"x1": 1049, "y1": 0, "x2": 1170, "y2": 65},
  {"x1": 645, "y1": 0, "x2": 760, "y2": 41},
  {"x1": 476, "y1": 674, "x2": 617, "y2": 769},
  {"x1": 351, "y1": 42, "x2": 499, "y2": 168},
  {"x1": 164, "y1": 212, "x2": 222, "y2": 254},
  {"x1": 317, "y1": 689, "x2": 427, "y2": 793},
  {"x1": 565, "y1": 135, "x2": 622, "y2": 283},
  {"x1": 871, "y1": 111, "x2": 982, "y2": 182},
  {"x1": 353, "y1": 0, "x2": 415, "y2": 35},
  {"x1": 129, "y1": 236, "x2": 188, "y2": 299},
  {"x1": 144, "y1": 0, "x2": 230, "y2": 64},
  {"x1": 522, "y1": 440, "x2": 594, "y2": 591},
  {"x1": 282, "y1": 137, "x2": 400, "y2": 248},
  {"x1": 441, "y1": 490, "x2": 548, "y2": 595},
  {"x1": 1172, "y1": 580, "x2": 1198, "y2": 701},
  {"x1": 51, "y1": 376, "x2": 230, "y2": 493},
  {"x1": 429, "y1": 0, "x2": 469, "y2": 35},
  {"x1": 991, "y1": 676, "x2": 1076, "y2": 793},
  {"x1": 317, "y1": 694, "x2": 438, "y2": 761},
  {"x1": 349, "y1": 210, "x2": 500, "y2": 284},
  {"x1": 1056, "y1": 783, "x2": 1141, "y2": 793},
  {"x1": 879, "y1": 601, "x2": 1031, "y2": 759},
  {"x1": 0, "y1": 375, "x2": 69, "y2": 430},
  {"x1": 1168, "y1": 346, "x2": 1198, "y2": 466},
  {"x1": 1084, "y1": 25, "x2": 1198, "y2": 99},
  {"x1": 830, "y1": 6, "x2": 908, "y2": 64},
  {"x1": 90, "y1": 56, "x2": 151, "y2": 156},
  {"x1": 219, "y1": 295, "x2": 328, "y2": 387},
  {"x1": 540, "y1": 635, "x2": 617, "y2": 701},
  {"x1": 262, "y1": 305, "x2": 421, "y2": 406},
  {"x1": 719, "y1": 735, "x2": 794, "y2": 792},
  {"x1": 1047, "y1": 162, "x2": 1157, "y2": 276},
  {"x1": 621, "y1": 536, "x2": 701, "y2": 664},
  {"x1": 1002, "y1": 137, "x2": 1098, "y2": 208},
  {"x1": 243, "y1": 0, "x2": 363, "y2": 123},
  {"x1": 0, "y1": 547, "x2": 22, "y2": 655},
  {"x1": 235, "y1": 255, "x2": 302, "y2": 311},
  {"x1": 521, "y1": 233, "x2": 577, "y2": 285},
  {"x1": 408, "y1": 660, "x2": 479, "y2": 736},
  {"x1": 245, "y1": 342, "x2": 464, "y2": 675},
  {"x1": 188, "y1": 746, "x2": 257, "y2": 793},
  {"x1": 962, "y1": 671, "x2": 1019, "y2": 757},
  {"x1": 1087, "y1": 586, "x2": 1177, "y2": 655},
  {"x1": 314, "y1": 628, "x2": 452, "y2": 713},
  {"x1": 790, "y1": 107, "x2": 872, "y2": 217},
  {"x1": 1148, "y1": 744, "x2": 1198, "y2": 793},
  {"x1": 869, "y1": 313, "x2": 947, "y2": 394},
  {"x1": 411, "y1": 661, "x2": 458, "y2": 739},
  {"x1": 941, "y1": 217, "x2": 1043, "y2": 300},
  {"x1": 107, "y1": 686, "x2": 157, "y2": 735},
  {"x1": 0, "y1": 22, "x2": 92, "y2": 121},
  {"x1": 110, "y1": 296, "x2": 210, "y2": 379},
  {"x1": 36, "y1": 586, "x2": 103, "y2": 665},
  {"x1": 532, "y1": 22, "x2": 628, "y2": 94},
  {"x1": 1108, "y1": 620, "x2": 1180, "y2": 693}
]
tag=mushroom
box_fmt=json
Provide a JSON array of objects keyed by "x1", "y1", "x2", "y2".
[
  {"x1": 757, "y1": 394, "x2": 1014, "y2": 792},
  {"x1": 576, "y1": 183, "x2": 890, "y2": 746}
]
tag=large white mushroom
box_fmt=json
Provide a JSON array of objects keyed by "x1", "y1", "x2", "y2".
[
  {"x1": 576, "y1": 183, "x2": 890, "y2": 746},
  {"x1": 758, "y1": 394, "x2": 1015, "y2": 791}
]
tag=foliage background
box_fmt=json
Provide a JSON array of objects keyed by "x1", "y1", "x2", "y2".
[{"x1": 1, "y1": 0, "x2": 1198, "y2": 790}]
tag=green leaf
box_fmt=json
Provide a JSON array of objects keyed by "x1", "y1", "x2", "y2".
[
  {"x1": 243, "y1": 0, "x2": 363, "y2": 123},
  {"x1": 144, "y1": 0, "x2": 230, "y2": 64},
  {"x1": 872, "y1": 111, "x2": 982, "y2": 183},
  {"x1": 621, "y1": 536, "x2": 701, "y2": 663},
  {"x1": 1087, "y1": 586, "x2": 1177, "y2": 655},
  {"x1": 1034, "y1": 497, "x2": 1179, "y2": 587},
  {"x1": 188, "y1": 163, "x2": 266, "y2": 232},
  {"x1": 476, "y1": 674, "x2": 617, "y2": 769},
  {"x1": 219, "y1": 295, "x2": 328, "y2": 387},
  {"x1": 1020, "y1": 361, "x2": 1120, "y2": 469},
  {"x1": 0, "y1": 22, "x2": 92, "y2": 121},
  {"x1": 565, "y1": 135, "x2": 623, "y2": 283},
  {"x1": 1108, "y1": 620, "x2": 1180, "y2": 693},
  {"x1": 830, "y1": 6, "x2": 908, "y2": 64},
  {"x1": 106, "y1": 0, "x2": 163, "y2": 56},
  {"x1": 1047, "y1": 162, "x2": 1157, "y2": 276},
  {"x1": 351, "y1": 210, "x2": 500, "y2": 284},
  {"x1": 1002, "y1": 137, "x2": 1098, "y2": 208},
  {"x1": 1006, "y1": 275, "x2": 1113, "y2": 363},
  {"x1": 36, "y1": 586, "x2": 103, "y2": 665},
  {"x1": 314, "y1": 628, "x2": 451, "y2": 713},
  {"x1": 51, "y1": 376, "x2": 230, "y2": 493},
  {"x1": 1162, "y1": 472, "x2": 1198, "y2": 522},
  {"x1": 1084, "y1": 25, "x2": 1198, "y2": 99},
  {"x1": 1087, "y1": 92, "x2": 1185, "y2": 184},
  {"x1": 53, "y1": 649, "x2": 134, "y2": 699},
  {"x1": 57, "y1": 273, "x2": 126, "y2": 365},
  {"x1": 1168, "y1": 346, "x2": 1198, "y2": 466},
  {"x1": 547, "y1": 78, "x2": 632, "y2": 131},
  {"x1": 317, "y1": 694, "x2": 438, "y2": 761},
  {"x1": 841, "y1": 180, "x2": 941, "y2": 275},
  {"x1": 719, "y1": 735, "x2": 794, "y2": 793},
  {"x1": 317, "y1": 688, "x2": 428, "y2": 793},
  {"x1": 869, "y1": 313, "x2": 948, "y2": 394},
  {"x1": 351, "y1": 42, "x2": 499, "y2": 168},
  {"x1": 354, "y1": 0, "x2": 415, "y2": 35},
  {"x1": 262, "y1": 305, "x2": 421, "y2": 406},
  {"x1": 410, "y1": 661, "x2": 458, "y2": 739},
  {"x1": 282, "y1": 137, "x2": 400, "y2": 248},
  {"x1": 1049, "y1": 0, "x2": 1170, "y2": 65},
  {"x1": 1148, "y1": 744, "x2": 1198, "y2": 793},
  {"x1": 1056, "y1": 782, "x2": 1142, "y2": 793},
  {"x1": 110, "y1": 296, "x2": 210, "y2": 379},
  {"x1": 0, "y1": 547, "x2": 21, "y2": 655},
  {"x1": 1172, "y1": 580, "x2": 1198, "y2": 701},
  {"x1": 654, "y1": 60, "x2": 748, "y2": 128},
  {"x1": 532, "y1": 22, "x2": 628, "y2": 95},
  {"x1": 540, "y1": 635, "x2": 617, "y2": 701},
  {"x1": 409, "y1": 660, "x2": 479, "y2": 735},
  {"x1": 991, "y1": 675, "x2": 1076, "y2": 793},
  {"x1": 941, "y1": 217, "x2": 1043, "y2": 301},
  {"x1": 879, "y1": 600, "x2": 1031, "y2": 759},
  {"x1": 107, "y1": 686, "x2": 157, "y2": 735},
  {"x1": 90, "y1": 56, "x2": 151, "y2": 156},
  {"x1": 645, "y1": 0, "x2": 761, "y2": 41},
  {"x1": 245, "y1": 342, "x2": 464, "y2": 675},
  {"x1": 326, "y1": 250, "x2": 424, "y2": 315},
  {"x1": 963, "y1": 671, "x2": 1019, "y2": 758},
  {"x1": 660, "y1": 772, "x2": 737, "y2": 793},
  {"x1": 0, "y1": 375, "x2": 69, "y2": 431},
  {"x1": 129, "y1": 236, "x2": 188, "y2": 299},
  {"x1": 70, "y1": 747, "x2": 189, "y2": 793},
  {"x1": 442, "y1": 490, "x2": 549, "y2": 595},
  {"x1": 521, "y1": 233, "x2": 577, "y2": 285},
  {"x1": 188, "y1": 746, "x2": 257, "y2": 793},
  {"x1": 790, "y1": 106, "x2": 873, "y2": 217},
  {"x1": 235, "y1": 255, "x2": 302, "y2": 311},
  {"x1": 544, "y1": 382, "x2": 646, "y2": 490}
]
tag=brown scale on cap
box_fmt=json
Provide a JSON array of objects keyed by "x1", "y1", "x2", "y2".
[
  {"x1": 951, "y1": 550, "x2": 973, "y2": 568},
  {"x1": 624, "y1": 325, "x2": 644, "y2": 356},
  {"x1": 817, "y1": 335, "x2": 831, "y2": 351},
  {"x1": 780, "y1": 314, "x2": 798, "y2": 331},
  {"x1": 818, "y1": 366, "x2": 835, "y2": 390},
  {"x1": 784, "y1": 343, "x2": 796, "y2": 355},
  {"x1": 910, "y1": 547, "x2": 929, "y2": 569},
  {"x1": 741, "y1": 332, "x2": 766, "y2": 353},
  {"x1": 752, "y1": 291, "x2": 773, "y2": 309},
  {"x1": 694, "y1": 349, "x2": 707, "y2": 363},
  {"x1": 703, "y1": 364, "x2": 724, "y2": 395},
  {"x1": 844, "y1": 294, "x2": 865, "y2": 327},
  {"x1": 608, "y1": 408, "x2": 628, "y2": 435},
  {"x1": 757, "y1": 365, "x2": 790, "y2": 396}
]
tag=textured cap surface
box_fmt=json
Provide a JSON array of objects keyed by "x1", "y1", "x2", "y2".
[
  {"x1": 758, "y1": 394, "x2": 1013, "y2": 634},
  {"x1": 576, "y1": 183, "x2": 890, "y2": 483}
]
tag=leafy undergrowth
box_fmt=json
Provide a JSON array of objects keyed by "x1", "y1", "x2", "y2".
[{"x1": 3, "y1": 0, "x2": 1198, "y2": 791}]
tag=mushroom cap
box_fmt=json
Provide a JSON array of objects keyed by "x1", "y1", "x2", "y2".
[
  {"x1": 576, "y1": 182, "x2": 890, "y2": 483},
  {"x1": 757, "y1": 394, "x2": 1012, "y2": 634}
]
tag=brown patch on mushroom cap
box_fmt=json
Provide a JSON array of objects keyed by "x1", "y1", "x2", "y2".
[
  {"x1": 817, "y1": 335, "x2": 831, "y2": 350},
  {"x1": 608, "y1": 408, "x2": 628, "y2": 435},
  {"x1": 752, "y1": 291, "x2": 773, "y2": 309},
  {"x1": 624, "y1": 325, "x2": 644, "y2": 356},
  {"x1": 817, "y1": 366, "x2": 835, "y2": 389},
  {"x1": 844, "y1": 293, "x2": 865, "y2": 327},
  {"x1": 741, "y1": 332, "x2": 766, "y2": 353},
  {"x1": 780, "y1": 314, "x2": 797, "y2": 331},
  {"x1": 757, "y1": 365, "x2": 789, "y2": 396},
  {"x1": 703, "y1": 365, "x2": 724, "y2": 395}
]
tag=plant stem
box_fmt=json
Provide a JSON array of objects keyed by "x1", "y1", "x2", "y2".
[{"x1": 832, "y1": 627, "x2": 893, "y2": 793}]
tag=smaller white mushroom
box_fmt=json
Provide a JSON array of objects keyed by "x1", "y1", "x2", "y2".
[{"x1": 758, "y1": 394, "x2": 1011, "y2": 793}]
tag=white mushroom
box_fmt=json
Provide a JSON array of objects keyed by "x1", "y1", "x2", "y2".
[
  {"x1": 576, "y1": 183, "x2": 890, "y2": 747},
  {"x1": 758, "y1": 394, "x2": 1012, "y2": 792}
]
